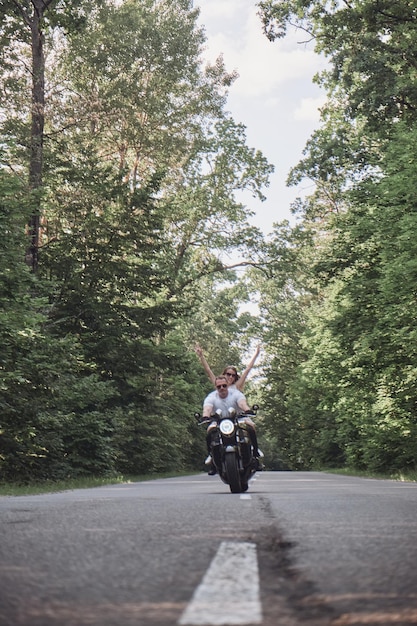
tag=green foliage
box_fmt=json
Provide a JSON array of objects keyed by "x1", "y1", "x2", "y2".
[
  {"x1": 0, "y1": 171, "x2": 118, "y2": 481},
  {"x1": 0, "y1": 0, "x2": 274, "y2": 483},
  {"x1": 248, "y1": 221, "x2": 319, "y2": 469},
  {"x1": 254, "y1": 1, "x2": 417, "y2": 474},
  {"x1": 259, "y1": 0, "x2": 417, "y2": 132}
]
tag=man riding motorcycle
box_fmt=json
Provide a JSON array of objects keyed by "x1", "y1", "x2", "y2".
[{"x1": 202, "y1": 375, "x2": 263, "y2": 474}]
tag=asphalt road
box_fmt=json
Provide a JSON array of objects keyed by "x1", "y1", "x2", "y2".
[{"x1": 1, "y1": 471, "x2": 417, "y2": 626}]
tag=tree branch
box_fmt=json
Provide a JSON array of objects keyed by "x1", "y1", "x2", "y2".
[{"x1": 11, "y1": 0, "x2": 31, "y2": 27}]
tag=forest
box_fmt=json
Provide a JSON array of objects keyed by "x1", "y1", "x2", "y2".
[{"x1": 1, "y1": 0, "x2": 416, "y2": 483}]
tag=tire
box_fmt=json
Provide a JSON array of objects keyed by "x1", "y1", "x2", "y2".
[{"x1": 225, "y1": 452, "x2": 242, "y2": 493}]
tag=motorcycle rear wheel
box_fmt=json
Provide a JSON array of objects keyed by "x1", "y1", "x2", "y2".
[{"x1": 225, "y1": 452, "x2": 242, "y2": 493}]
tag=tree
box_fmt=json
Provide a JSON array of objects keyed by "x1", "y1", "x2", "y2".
[
  {"x1": 244, "y1": 220, "x2": 317, "y2": 468},
  {"x1": 0, "y1": 0, "x2": 103, "y2": 270},
  {"x1": 253, "y1": 0, "x2": 417, "y2": 473},
  {"x1": 0, "y1": 0, "x2": 274, "y2": 481},
  {"x1": 0, "y1": 169, "x2": 119, "y2": 482},
  {"x1": 258, "y1": 0, "x2": 417, "y2": 131}
]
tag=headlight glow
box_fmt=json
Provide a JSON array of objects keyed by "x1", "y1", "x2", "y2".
[{"x1": 219, "y1": 419, "x2": 235, "y2": 436}]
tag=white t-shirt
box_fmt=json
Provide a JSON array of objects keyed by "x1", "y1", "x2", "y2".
[{"x1": 203, "y1": 387, "x2": 246, "y2": 418}]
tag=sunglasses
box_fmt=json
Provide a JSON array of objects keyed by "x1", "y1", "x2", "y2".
[
  {"x1": 216, "y1": 384, "x2": 228, "y2": 389},
  {"x1": 225, "y1": 372, "x2": 236, "y2": 377}
]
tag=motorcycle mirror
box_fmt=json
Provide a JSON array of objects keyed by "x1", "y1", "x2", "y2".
[
  {"x1": 194, "y1": 412, "x2": 201, "y2": 420},
  {"x1": 252, "y1": 404, "x2": 259, "y2": 411}
]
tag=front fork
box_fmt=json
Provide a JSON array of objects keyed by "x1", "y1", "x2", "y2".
[{"x1": 211, "y1": 428, "x2": 252, "y2": 471}]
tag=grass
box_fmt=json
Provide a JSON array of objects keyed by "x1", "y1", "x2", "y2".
[
  {"x1": 0, "y1": 471, "x2": 200, "y2": 497},
  {"x1": 323, "y1": 467, "x2": 417, "y2": 482}
]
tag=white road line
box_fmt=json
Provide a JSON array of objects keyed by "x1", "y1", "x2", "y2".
[
  {"x1": 178, "y1": 541, "x2": 262, "y2": 625},
  {"x1": 240, "y1": 494, "x2": 251, "y2": 500}
]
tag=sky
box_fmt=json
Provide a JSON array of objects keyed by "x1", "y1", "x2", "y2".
[{"x1": 195, "y1": 0, "x2": 327, "y2": 236}]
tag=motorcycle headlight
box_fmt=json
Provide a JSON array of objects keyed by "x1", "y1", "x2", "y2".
[{"x1": 219, "y1": 419, "x2": 235, "y2": 436}]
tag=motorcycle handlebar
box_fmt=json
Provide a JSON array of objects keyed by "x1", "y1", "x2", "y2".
[
  {"x1": 194, "y1": 405, "x2": 259, "y2": 424},
  {"x1": 194, "y1": 412, "x2": 210, "y2": 425}
]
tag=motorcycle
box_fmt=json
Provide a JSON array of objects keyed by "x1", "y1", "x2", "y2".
[{"x1": 196, "y1": 405, "x2": 260, "y2": 493}]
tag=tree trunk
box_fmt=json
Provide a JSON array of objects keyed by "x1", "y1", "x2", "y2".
[{"x1": 26, "y1": 1, "x2": 48, "y2": 272}]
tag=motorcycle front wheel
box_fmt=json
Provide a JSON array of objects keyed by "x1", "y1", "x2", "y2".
[{"x1": 225, "y1": 452, "x2": 242, "y2": 493}]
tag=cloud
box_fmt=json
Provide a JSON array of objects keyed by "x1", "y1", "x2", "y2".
[
  {"x1": 197, "y1": 4, "x2": 325, "y2": 99},
  {"x1": 195, "y1": 0, "x2": 327, "y2": 228},
  {"x1": 263, "y1": 96, "x2": 282, "y2": 109},
  {"x1": 294, "y1": 96, "x2": 327, "y2": 122},
  {"x1": 196, "y1": 0, "x2": 237, "y2": 20}
]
